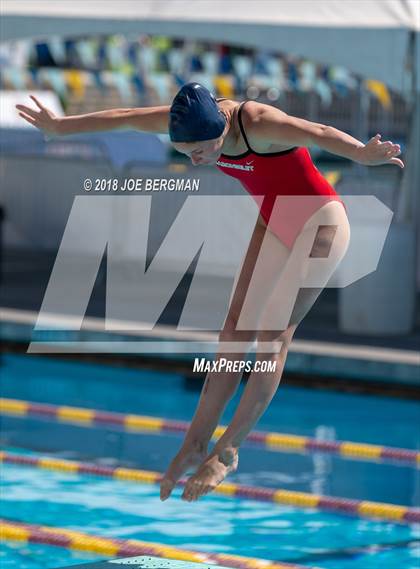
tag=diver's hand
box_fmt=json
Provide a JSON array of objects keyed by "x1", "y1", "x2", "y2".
[
  {"x1": 356, "y1": 134, "x2": 404, "y2": 168},
  {"x1": 15, "y1": 95, "x2": 60, "y2": 137}
]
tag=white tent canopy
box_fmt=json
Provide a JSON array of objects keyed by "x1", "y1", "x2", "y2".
[{"x1": 1, "y1": 0, "x2": 419, "y2": 92}]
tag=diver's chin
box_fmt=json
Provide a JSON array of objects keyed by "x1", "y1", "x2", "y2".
[
  {"x1": 191, "y1": 156, "x2": 219, "y2": 166},
  {"x1": 207, "y1": 155, "x2": 221, "y2": 165}
]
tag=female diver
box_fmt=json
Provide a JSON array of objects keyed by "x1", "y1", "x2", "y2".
[{"x1": 16, "y1": 82, "x2": 403, "y2": 502}]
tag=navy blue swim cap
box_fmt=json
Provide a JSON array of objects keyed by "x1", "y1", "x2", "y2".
[{"x1": 169, "y1": 82, "x2": 226, "y2": 143}]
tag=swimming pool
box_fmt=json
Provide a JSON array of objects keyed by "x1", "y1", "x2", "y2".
[{"x1": 1, "y1": 354, "x2": 420, "y2": 568}]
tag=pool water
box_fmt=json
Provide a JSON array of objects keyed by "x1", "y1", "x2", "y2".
[
  {"x1": 1, "y1": 354, "x2": 420, "y2": 568},
  {"x1": 0, "y1": 541, "x2": 103, "y2": 569},
  {"x1": 2, "y1": 460, "x2": 420, "y2": 569}
]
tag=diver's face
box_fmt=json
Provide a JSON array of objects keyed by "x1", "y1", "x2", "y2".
[{"x1": 172, "y1": 136, "x2": 224, "y2": 166}]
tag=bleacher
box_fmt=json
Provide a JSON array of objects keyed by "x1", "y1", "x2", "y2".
[{"x1": 0, "y1": 34, "x2": 411, "y2": 143}]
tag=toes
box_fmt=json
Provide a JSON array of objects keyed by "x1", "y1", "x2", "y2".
[
  {"x1": 189, "y1": 480, "x2": 213, "y2": 500},
  {"x1": 190, "y1": 483, "x2": 201, "y2": 501},
  {"x1": 182, "y1": 479, "x2": 202, "y2": 501},
  {"x1": 194, "y1": 482, "x2": 207, "y2": 500},
  {"x1": 160, "y1": 477, "x2": 175, "y2": 501},
  {"x1": 202, "y1": 484, "x2": 216, "y2": 496},
  {"x1": 181, "y1": 480, "x2": 194, "y2": 501},
  {"x1": 182, "y1": 489, "x2": 194, "y2": 501},
  {"x1": 194, "y1": 485, "x2": 206, "y2": 500}
]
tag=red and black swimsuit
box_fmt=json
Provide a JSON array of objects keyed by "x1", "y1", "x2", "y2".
[{"x1": 215, "y1": 101, "x2": 344, "y2": 248}]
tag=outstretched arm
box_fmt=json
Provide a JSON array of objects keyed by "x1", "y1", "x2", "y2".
[
  {"x1": 16, "y1": 95, "x2": 170, "y2": 136},
  {"x1": 250, "y1": 105, "x2": 404, "y2": 168}
]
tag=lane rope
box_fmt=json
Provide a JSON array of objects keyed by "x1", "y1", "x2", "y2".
[
  {"x1": 1, "y1": 397, "x2": 418, "y2": 466},
  {"x1": 0, "y1": 518, "x2": 318, "y2": 569},
  {"x1": 1, "y1": 451, "x2": 419, "y2": 524}
]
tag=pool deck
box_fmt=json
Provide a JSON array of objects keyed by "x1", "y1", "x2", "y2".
[{"x1": 1, "y1": 249, "x2": 419, "y2": 389}]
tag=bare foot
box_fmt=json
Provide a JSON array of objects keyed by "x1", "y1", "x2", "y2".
[
  {"x1": 160, "y1": 442, "x2": 207, "y2": 501},
  {"x1": 181, "y1": 447, "x2": 238, "y2": 502}
]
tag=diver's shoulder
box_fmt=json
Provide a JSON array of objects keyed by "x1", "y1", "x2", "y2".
[{"x1": 241, "y1": 100, "x2": 287, "y2": 126}]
